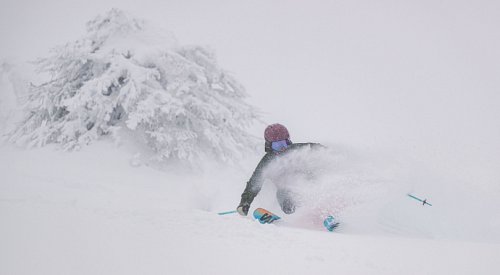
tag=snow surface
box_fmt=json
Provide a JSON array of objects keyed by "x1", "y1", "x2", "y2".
[{"x1": 1, "y1": 143, "x2": 500, "y2": 275}]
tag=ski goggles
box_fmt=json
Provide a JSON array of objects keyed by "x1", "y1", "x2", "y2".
[{"x1": 271, "y1": 140, "x2": 289, "y2": 152}]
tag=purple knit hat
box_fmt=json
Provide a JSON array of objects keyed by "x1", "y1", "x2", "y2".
[{"x1": 264, "y1": 123, "x2": 290, "y2": 142}]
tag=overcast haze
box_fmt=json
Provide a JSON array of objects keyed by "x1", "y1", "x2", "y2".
[{"x1": 4, "y1": 0, "x2": 499, "y2": 181}]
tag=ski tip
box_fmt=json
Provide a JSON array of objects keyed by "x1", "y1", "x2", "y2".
[
  {"x1": 323, "y1": 215, "x2": 339, "y2": 232},
  {"x1": 253, "y1": 208, "x2": 281, "y2": 224}
]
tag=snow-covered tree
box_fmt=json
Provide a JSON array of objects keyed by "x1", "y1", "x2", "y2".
[
  {"x1": 0, "y1": 60, "x2": 30, "y2": 135},
  {"x1": 10, "y1": 9, "x2": 260, "y2": 165}
]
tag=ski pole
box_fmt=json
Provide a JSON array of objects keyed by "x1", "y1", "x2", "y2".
[
  {"x1": 218, "y1": 210, "x2": 238, "y2": 215},
  {"x1": 407, "y1": 194, "x2": 432, "y2": 206}
]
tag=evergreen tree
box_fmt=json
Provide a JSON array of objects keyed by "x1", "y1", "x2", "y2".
[
  {"x1": 10, "y1": 9, "x2": 259, "y2": 165},
  {"x1": 0, "y1": 60, "x2": 30, "y2": 135}
]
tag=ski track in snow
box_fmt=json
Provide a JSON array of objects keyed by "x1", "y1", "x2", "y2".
[{"x1": 1, "y1": 144, "x2": 499, "y2": 275}]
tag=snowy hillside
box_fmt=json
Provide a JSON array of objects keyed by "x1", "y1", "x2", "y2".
[
  {"x1": 1, "y1": 1, "x2": 500, "y2": 275},
  {"x1": 1, "y1": 144, "x2": 499, "y2": 275}
]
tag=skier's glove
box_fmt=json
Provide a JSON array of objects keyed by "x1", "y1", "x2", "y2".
[{"x1": 237, "y1": 203, "x2": 250, "y2": 216}]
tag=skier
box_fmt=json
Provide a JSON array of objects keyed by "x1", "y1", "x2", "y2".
[{"x1": 236, "y1": 123, "x2": 323, "y2": 216}]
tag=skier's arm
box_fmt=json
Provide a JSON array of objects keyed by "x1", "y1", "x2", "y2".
[
  {"x1": 237, "y1": 154, "x2": 272, "y2": 215},
  {"x1": 292, "y1": 142, "x2": 326, "y2": 149}
]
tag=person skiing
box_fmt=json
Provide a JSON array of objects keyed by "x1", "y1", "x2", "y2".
[{"x1": 236, "y1": 123, "x2": 323, "y2": 216}]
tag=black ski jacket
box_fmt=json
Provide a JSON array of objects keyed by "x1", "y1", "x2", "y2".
[{"x1": 239, "y1": 143, "x2": 323, "y2": 207}]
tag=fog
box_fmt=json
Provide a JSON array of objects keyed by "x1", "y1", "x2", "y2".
[{"x1": 2, "y1": 0, "x2": 499, "y2": 202}]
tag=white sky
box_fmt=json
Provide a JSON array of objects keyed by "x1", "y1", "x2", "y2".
[{"x1": 1, "y1": 0, "x2": 500, "y2": 183}]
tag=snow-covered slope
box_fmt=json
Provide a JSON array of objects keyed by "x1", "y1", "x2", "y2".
[{"x1": 1, "y1": 144, "x2": 499, "y2": 275}]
